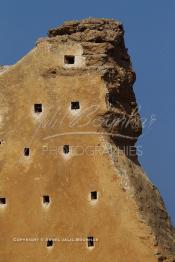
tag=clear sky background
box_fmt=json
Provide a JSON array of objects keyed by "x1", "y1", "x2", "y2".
[{"x1": 0, "y1": 0, "x2": 175, "y2": 224}]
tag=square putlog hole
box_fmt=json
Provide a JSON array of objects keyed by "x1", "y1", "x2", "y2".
[
  {"x1": 34, "y1": 104, "x2": 42, "y2": 113},
  {"x1": 64, "y1": 55, "x2": 75, "y2": 65},
  {"x1": 87, "y1": 236, "x2": 94, "y2": 247},
  {"x1": 63, "y1": 145, "x2": 70, "y2": 154},
  {"x1": 24, "y1": 148, "x2": 30, "y2": 156},
  {"x1": 47, "y1": 239, "x2": 53, "y2": 247},
  {"x1": 43, "y1": 195, "x2": 50, "y2": 205},
  {"x1": 91, "y1": 191, "x2": 97, "y2": 200},
  {"x1": 0, "y1": 197, "x2": 6, "y2": 205},
  {"x1": 71, "y1": 101, "x2": 80, "y2": 110}
]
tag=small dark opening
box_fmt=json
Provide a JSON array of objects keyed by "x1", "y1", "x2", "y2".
[
  {"x1": 71, "y1": 101, "x2": 80, "y2": 110},
  {"x1": 108, "y1": 92, "x2": 118, "y2": 106},
  {"x1": 91, "y1": 191, "x2": 97, "y2": 200},
  {"x1": 0, "y1": 140, "x2": 4, "y2": 145},
  {"x1": 105, "y1": 90, "x2": 119, "y2": 108},
  {"x1": 0, "y1": 197, "x2": 6, "y2": 205},
  {"x1": 24, "y1": 148, "x2": 30, "y2": 156},
  {"x1": 43, "y1": 195, "x2": 50, "y2": 205},
  {"x1": 64, "y1": 55, "x2": 75, "y2": 65},
  {"x1": 47, "y1": 239, "x2": 53, "y2": 247},
  {"x1": 87, "y1": 236, "x2": 94, "y2": 247},
  {"x1": 63, "y1": 145, "x2": 69, "y2": 154},
  {"x1": 34, "y1": 104, "x2": 42, "y2": 113}
]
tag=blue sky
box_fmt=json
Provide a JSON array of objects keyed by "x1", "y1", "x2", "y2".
[{"x1": 0, "y1": 0, "x2": 175, "y2": 224}]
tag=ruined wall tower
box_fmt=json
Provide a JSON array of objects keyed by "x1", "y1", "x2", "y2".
[{"x1": 0, "y1": 18, "x2": 175, "y2": 262}]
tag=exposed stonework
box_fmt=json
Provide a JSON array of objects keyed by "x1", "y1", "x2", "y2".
[{"x1": 0, "y1": 18, "x2": 174, "y2": 261}]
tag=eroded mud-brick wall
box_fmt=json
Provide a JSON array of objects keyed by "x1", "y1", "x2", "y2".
[{"x1": 0, "y1": 18, "x2": 174, "y2": 262}]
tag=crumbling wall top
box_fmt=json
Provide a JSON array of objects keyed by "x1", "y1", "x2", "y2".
[{"x1": 48, "y1": 18, "x2": 123, "y2": 43}]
